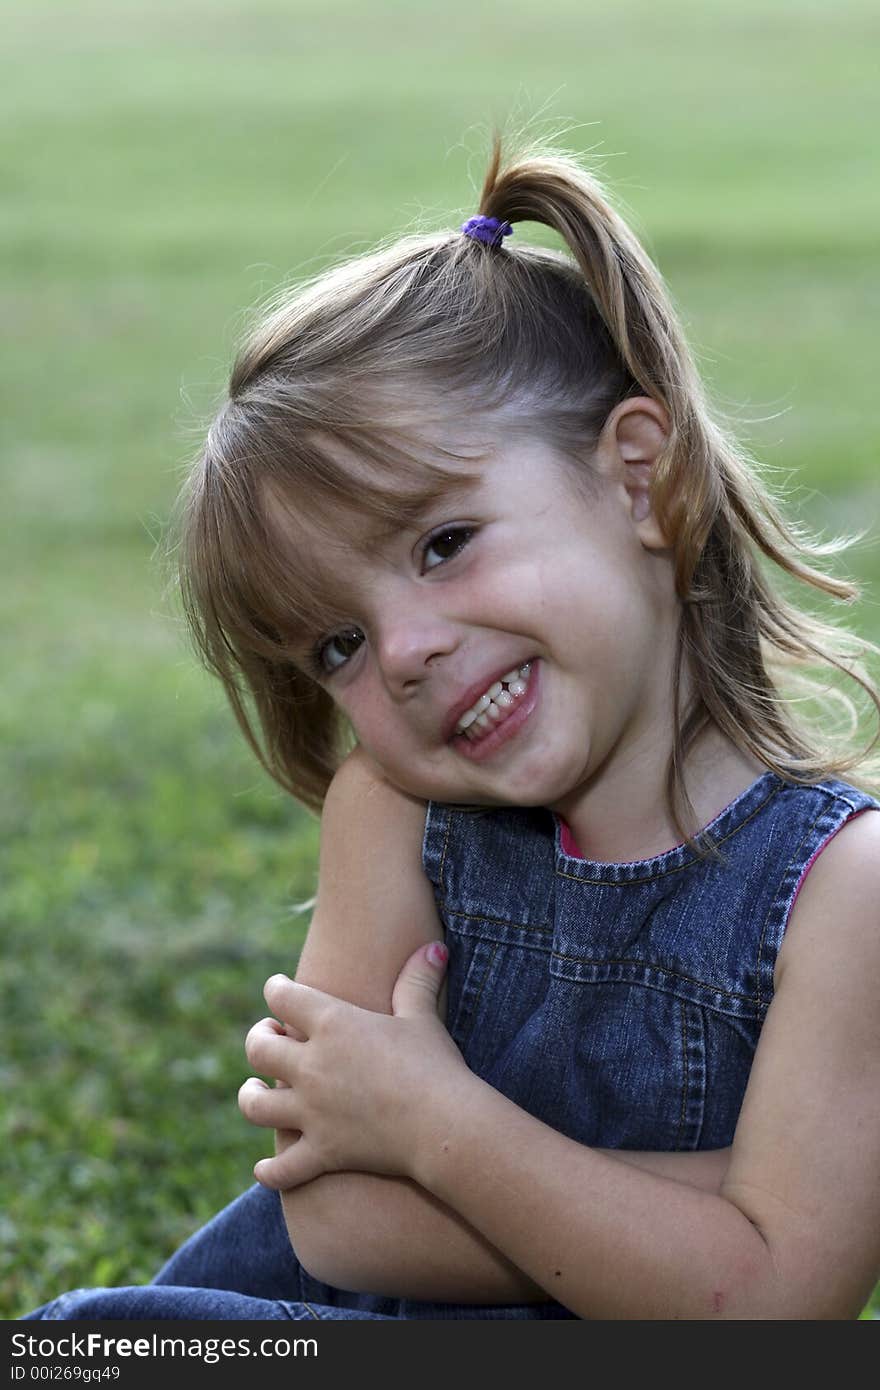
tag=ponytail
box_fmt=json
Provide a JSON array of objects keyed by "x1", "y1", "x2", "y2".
[{"x1": 474, "y1": 132, "x2": 722, "y2": 589}]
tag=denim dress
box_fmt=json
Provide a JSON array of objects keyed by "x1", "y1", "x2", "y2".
[{"x1": 27, "y1": 771, "x2": 878, "y2": 1320}]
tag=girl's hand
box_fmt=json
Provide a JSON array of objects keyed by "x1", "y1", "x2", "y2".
[{"x1": 239, "y1": 941, "x2": 468, "y2": 1189}]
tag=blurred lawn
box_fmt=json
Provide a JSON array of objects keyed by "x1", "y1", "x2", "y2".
[{"x1": 1, "y1": 0, "x2": 878, "y2": 1319}]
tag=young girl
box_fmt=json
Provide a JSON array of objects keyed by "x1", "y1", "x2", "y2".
[{"x1": 27, "y1": 136, "x2": 880, "y2": 1321}]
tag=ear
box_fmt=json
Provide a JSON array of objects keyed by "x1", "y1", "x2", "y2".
[{"x1": 598, "y1": 397, "x2": 671, "y2": 549}]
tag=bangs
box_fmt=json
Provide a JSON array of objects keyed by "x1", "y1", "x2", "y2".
[{"x1": 180, "y1": 405, "x2": 486, "y2": 684}]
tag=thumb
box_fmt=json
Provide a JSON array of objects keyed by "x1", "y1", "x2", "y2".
[{"x1": 391, "y1": 940, "x2": 448, "y2": 1018}]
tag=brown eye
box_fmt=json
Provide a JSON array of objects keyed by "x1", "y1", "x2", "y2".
[
  {"x1": 316, "y1": 626, "x2": 364, "y2": 675},
  {"x1": 422, "y1": 526, "x2": 474, "y2": 572}
]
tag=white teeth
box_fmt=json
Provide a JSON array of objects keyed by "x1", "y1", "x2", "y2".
[{"x1": 454, "y1": 662, "x2": 533, "y2": 737}]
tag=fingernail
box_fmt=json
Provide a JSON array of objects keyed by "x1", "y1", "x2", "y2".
[{"x1": 426, "y1": 941, "x2": 448, "y2": 967}]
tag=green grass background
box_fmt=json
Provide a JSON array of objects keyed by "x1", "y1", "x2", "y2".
[{"x1": 2, "y1": 0, "x2": 878, "y2": 1319}]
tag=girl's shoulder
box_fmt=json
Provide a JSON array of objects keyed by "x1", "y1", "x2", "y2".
[
  {"x1": 775, "y1": 785, "x2": 880, "y2": 990},
  {"x1": 299, "y1": 747, "x2": 438, "y2": 1014},
  {"x1": 321, "y1": 745, "x2": 433, "y2": 879}
]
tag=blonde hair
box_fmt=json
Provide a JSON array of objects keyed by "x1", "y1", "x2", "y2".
[{"x1": 172, "y1": 133, "x2": 880, "y2": 844}]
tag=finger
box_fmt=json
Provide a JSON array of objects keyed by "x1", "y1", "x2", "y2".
[
  {"x1": 391, "y1": 939, "x2": 448, "y2": 1019},
  {"x1": 263, "y1": 974, "x2": 325, "y2": 1032},
  {"x1": 238, "y1": 1076, "x2": 301, "y2": 1131},
  {"x1": 254, "y1": 1141, "x2": 326, "y2": 1192},
  {"x1": 244, "y1": 1017, "x2": 303, "y2": 1080}
]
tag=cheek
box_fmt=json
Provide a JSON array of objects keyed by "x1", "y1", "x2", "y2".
[
  {"x1": 468, "y1": 550, "x2": 559, "y2": 632},
  {"x1": 340, "y1": 685, "x2": 421, "y2": 772},
  {"x1": 334, "y1": 681, "x2": 382, "y2": 745},
  {"x1": 535, "y1": 550, "x2": 653, "y2": 683},
  {"x1": 479, "y1": 546, "x2": 620, "y2": 644}
]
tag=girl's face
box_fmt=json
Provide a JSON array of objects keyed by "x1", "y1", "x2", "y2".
[{"x1": 283, "y1": 401, "x2": 679, "y2": 818}]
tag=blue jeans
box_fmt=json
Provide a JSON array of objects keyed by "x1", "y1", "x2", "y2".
[{"x1": 24, "y1": 1183, "x2": 571, "y2": 1320}]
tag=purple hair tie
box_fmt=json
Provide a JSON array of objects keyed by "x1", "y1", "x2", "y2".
[{"x1": 460, "y1": 215, "x2": 514, "y2": 248}]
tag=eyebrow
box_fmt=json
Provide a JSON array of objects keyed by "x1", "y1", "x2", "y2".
[{"x1": 359, "y1": 473, "x2": 486, "y2": 550}]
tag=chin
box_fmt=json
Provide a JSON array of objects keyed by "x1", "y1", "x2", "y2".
[{"x1": 505, "y1": 752, "x2": 589, "y2": 805}]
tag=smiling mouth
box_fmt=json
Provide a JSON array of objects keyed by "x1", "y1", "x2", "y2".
[
  {"x1": 451, "y1": 659, "x2": 540, "y2": 760},
  {"x1": 454, "y1": 661, "x2": 533, "y2": 741}
]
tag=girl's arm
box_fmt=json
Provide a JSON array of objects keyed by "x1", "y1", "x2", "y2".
[
  {"x1": 275, "y1": 745, "x2": 545, "y2": 1303},
  {"x1": 270, "y1": 746, "x2": 731, "y2": 1304}
]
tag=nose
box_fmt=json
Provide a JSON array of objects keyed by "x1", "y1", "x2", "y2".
[{"x1": 374, "y1": 599, "x2": 460, "y2": 692}]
